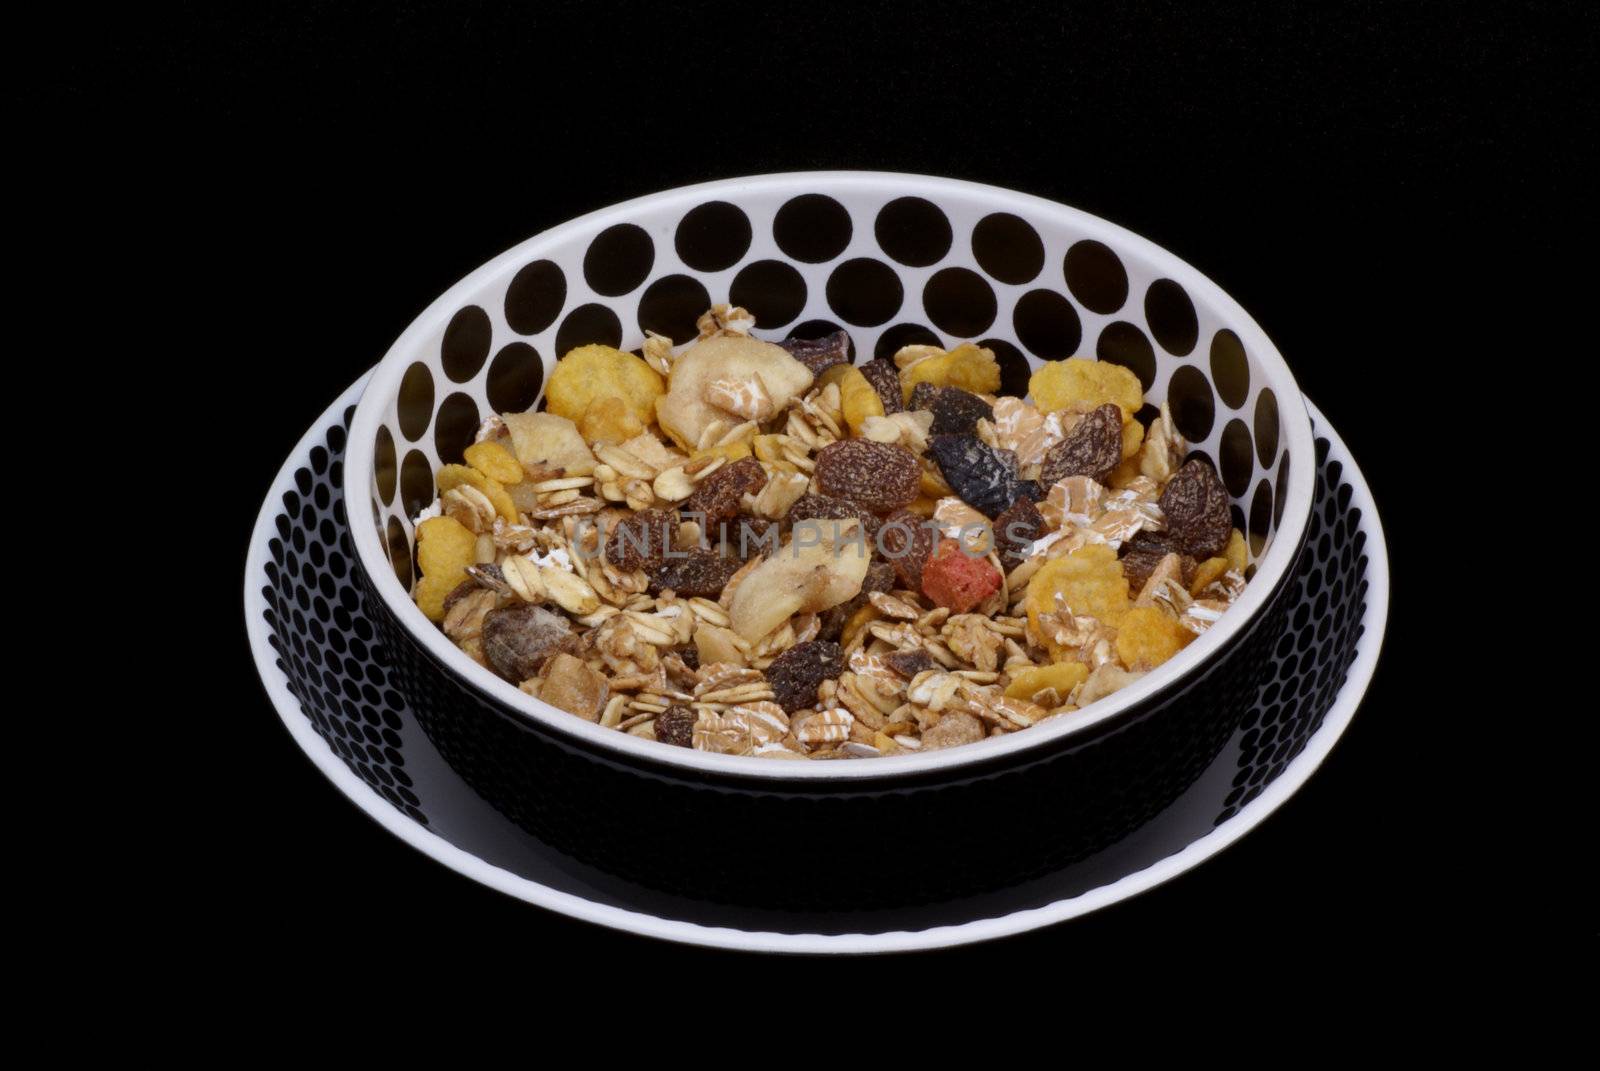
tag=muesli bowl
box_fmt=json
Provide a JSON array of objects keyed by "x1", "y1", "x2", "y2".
[{"x1": 344, "y1": 172, "x2": 1315, "y2": 909}]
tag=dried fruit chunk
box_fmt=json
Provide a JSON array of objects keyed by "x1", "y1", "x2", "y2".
[
  {"x1": 814, "y1": 439, "x2": 921, "y2": 511},
  {"x1": 885, "y1": 649, "x2": 938, "y2": 679},
  {"x1": 927, "y1": 434, "x2": 1037, "y2": 519},
  {"x1": 546, "y1": 343, "x2": 665, "y2": 427},
  {"x1": 1159, "y1": 458, "x2": 1233, "y2": 559},
  {"x1": 656, "y1": 706, "x2": 696, "y2": 748},
  {"x1": 728, "y1": 519, "x2": 871, "y2": 640},
  {"x1": 657, "y1": 334, "x2": 813, "y2": 450},
  {"x1": 765, "y1": 640, "x2": 847, "y2": 712},
  {"x1": 578, "y1": 396, "x2": 645, "y2": 445},
  {"x1": 502, "y1": 411, "x2": 598, "y2": 477},
  {"x1": 679, "y1": 456, "x2": 768, "y2": 528},
  {"x1": 926, "y1": 386, "x2": 996, "y2": 436},
  {"x1": 1025, "y1": 544, "x2": 1132, "y2": 639},
  {"x1": 1114, "y1": 605, "x2": 1193, "y2": 670},
  {"x1": 1039, "y1": 403, "x2": 1123, "y2": 486},
  {"x1": 857, "y1": 358, "x2": 905, "y2": 414},
  {"x1": 1029, "y1": 357, "x2": 1143, "y2": 416},
  {"x1": 1005, "y1": 662, "x2": 1089, "y2": 703},
  {"x1": 1120, "y1": 531, "x2": 1198, "y2": 592},
  {"x1": 482, "y1": 603, "x2": 578, "y2": 683},
  {"x1": 993, "y1": 496, "x2": 1047, "y2": 571},
  {"x1": 649, "y1": 547, "x2": 743, "y2": 598},
  {"x1": 463, "y1": 440, "x2": 524, "y2": 485},
  {"x1": 878, "y1": 510, "x2": 937, "y2": 590},
  {"x1": 605, "y1": 508, "x2": 677, "y2": 571},
  {"x1": 538, "y1": 651, "x2": 609, "y2": 720},
  {"x1": 817, "y1": 559, "x2": 895, "y2": 641},
  {"x1": 789, "y1": 493, "x2": 883, "y2": 544},
  {"x1": 921, "y1": 538, "x2": 1003, "y2": 613},
  {"x1": 778, "y1": 330, "x2": 851, "y2": 377}
]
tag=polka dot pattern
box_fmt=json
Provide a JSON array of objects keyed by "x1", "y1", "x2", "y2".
[
  {"x1": 1210, "y1": 329, "x2": 1250, "y2": 409},
  {"x1": 555, "y1": 303, "x2": 622, "y2": 356},
  {"x1": 583, "y1": 223, "x2": 654, "y2": 297},
  {"x1": 434, "y1": 392, "x2": 480, "y2": 465},
  {"x1": 1096, "y1": 321, "x2": 1156, "y2": 392},
  {"x1": 972, "y1": 213, "x2": 1044, "y2": 285},
  {"x1": 774, "y1": 194, "x2": 852, "y2": 263},
  {"x1": 397, "y1": 363, "x2": 434, "y2": 441},
  {"x1": 504, "y1": 260, "x2": 565, "y2": 335},
  {"x1": 1145, "y1": 278, "x2": 1199, "y2": 356},
  {"x1": 638, "y1": 274, "x2": 712, "y2": 343},
  {"x1": 486, "y1": 342, "x2": 543, "y2": 414},
  {"x1": 875, "y1": 197, "x2": 952, "y2": 267},
  {"x1": 1064, "y1": 240, "x2": 1128, "y2": 314},
  {"x1": 1168, "y1": 365, "x2": 1215, "y2": 441},
  {"x1": 729, "y1": 260, "x2": 807, "y2": 329},
  {"x1": 1012, "y1": 289, "x2": 1080, "y2": 360},
  {"x1": 441, "y1": 306, "x2": 492, "y2": 383},
  {"x1": 875, "y1": 322, "x2": 940, "y2": 361},
  {"x1": 923, "y1": 267, "x2": 997, "y2": 337},
  {"x1": 826, "y1": 258, "x2": 903, "y2": 327},
  {"x1": 674, "y1": 201, "x2": 752, "y2": 272}
]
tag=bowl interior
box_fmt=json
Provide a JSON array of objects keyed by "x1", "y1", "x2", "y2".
[{"x1": 347, "y1": 172, "x2": 1313, "y2": 777}]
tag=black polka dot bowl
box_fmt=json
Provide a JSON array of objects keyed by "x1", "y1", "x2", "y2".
[{"x1": 340, "y1": 173, "x2": 1323, "y2": 910}]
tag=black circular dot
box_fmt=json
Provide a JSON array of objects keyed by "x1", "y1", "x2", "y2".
[
  {"x1": 972, "y1": 213, "x2": 1044, "y2": 285},
  {"x1": 583, "y1": 223, "x2": 654, "y2": 297},
  {"x1": 434, "y1": 392, "x2": 480, "y2": 465},
  {"x1": 1255, "y1": 388, "x2": 1280, "y2": 467},
  {"x1": 1219, "y1": 418, "x2": 1255, "y2": 497},
  {"x1": 875, "y1": 322, "x2": 941, "y2": 361},
  {"x1": 396, "y1": 362, "x2": 435, "y2": 441},
  {"x1": 1210, "y1": 329, "x2": 1250, "y2": 409},
  {"x1": 486, "y1": 342, "x2": 544, "y2": 413},
  {"x1": 385, "y1": 516, "x2": 413, "y2": 590},
  {"x1": 1249, "y1": 478, "x2": 1274, "y2": 553},
  {"x1": 638, "y1": 274, "x2": 712, "y2": 343},
  {"x1": 729, "y1": 260, "x2": 807, "y2": 328},
  {"x1": 399, "y1": 450, "x2": 434, "y2": 520},
  {"x1": 374, "y1": 425, "x2": 397, "y2": 506},
  {"x1": 787, "y1": 319, "x2": 856, "y2": 363},
  {"x1": 1064, "y1": 240, "x2": 1129, "y2": 315},
  {"x1": 874, "y1": 197, "x2": 952, "y2": 267},
  {"x1": 981, "y1": 337, "x2": 1033, "y2": 398},
  {"x1": 675, "y1": 201, "x2": 752, "y2": 272},
  {"x1": 1168, "y1": 365, "x2": 1215, "y2": 441},
  {"x1": 826, "y1": 258, "x2": 903, "y2": 327},
  {"x1": 1274, "y1": 450, "x2": 1292, "y2": 527},
  {"x1": 1145, "y1": 278, "x2": 1199, "y2": 356},
  {"x1": 1012, "y1": 288, "x2": 1080, "y2": 359},
  {"x1": 774, "y1": 194, "x2": 852, "y2": 263},
  {"x1": 923, "y1": 267, "x2": 997, "y2": 337},
  {"x1": 555, "y1": 303, "x2": 622, "y2": 356},
  {"x1": 1095, "y1": 321, "x2": 1156, "y2": 391},
  {"x1": 504, "y1": 260, "x2": 565, "y2": 335},
  {"x1": 440, "y1": 305, "x2": 491, "y2": 383}
]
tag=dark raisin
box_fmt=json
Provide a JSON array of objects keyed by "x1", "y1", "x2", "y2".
[
  {"x1": 655, "y1": 706, "x2": 696, "y2": 748},
  {"x1": 674, "y1": 645, "x2": 700, "y2": 671},
  {"x1": 1040, "y1": 403, "x2": 1123, "y2": 486},
  {"x1": 1159, "y1": 458, "x2": 1233, "y2": 559},
  {"x1": 481, "y1": 604, "x2": 578, "y2": 683},
  {"x1": 605, "y1": 508, "x2": 677, "y2": 571},
  {"x1": 909, "y1": 381, "x2": 942, "y2": 411},
  {"x1": 679, "y1": 456, "x2": 767, "y2": 528},
  {"x1": 1119, "y1": 531, "x2": 1198, "y2": 591},
  {"x1": 884, "y1": 649, "x2": 938, "y2": 678},
  {"x1": 928, "y1": 434, "x2": 1029, "y2": 518},
  {"x1": 778, "y1": 330, "x2": 851, "y2": 377},
  {"x1": 724, "y1": 516, "x2": 777, "y2": 558},
  {"x1": 648, "y1": 548, "x2": 743, "y2": 598},
  {"x1": 814, "y1": 439, "x2": 921, "y2": 511},
  {"x1": 857, "y1": 358, "x2": 905, "y2": 414},
  {"x1": 993, "y1": 497, "x2": 1046, "y2": 571},
  {"x1": 765, "y1": 640, "x2": 846, "y2": 713},
  {"x1": 878, "y1": 509, "x2": 936, "y2": 590},
  {"x1": 927, "y1": 387, "x2": 995, "y2": 436},
  {"x1": 789, "y1": 493, "x2": 883, "y2": 544}
]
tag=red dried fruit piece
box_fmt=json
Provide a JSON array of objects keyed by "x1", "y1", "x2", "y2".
[
  {"x1": 1159, "y1": 458, "x2": 1233, "y2": 559},
  {"x1": 605, "y1": 508, "x2": 677, "y2": 571},
  {"x1": 680, "y1": 456, "x2": 768, "y2": 528},
  {"x1": 789, "y1": 493, "x2": 883, "y2": 544},
  {"x1": 765, "y1": 640, "x2": 846, "y2": 713},
  {"x1": 1040, "y1": 403, "x2": 1124, "y2": 486},
  {"x1": 481, "y1": 604, "x2": 579, "y2": 683},
  {"x1": 648, "y1": 548, "x2": 744, "y2": 598},
  {"x1": 857, "y1": 358, "x2": 905, "y2": 415},
  {"x1": 778, "y1": 330, "x2": 851, "y2": 376},
  {"x1": 921, "y1": 538, "x2": 1003, "y2": 613},
  {"x1": 993, "y1": 496, "x2": 1046, "y2": 572},
  {"x1": 1119, "y1": 531, "x2": 1199, "y2": 592},
  {"x1": 928, "y1": 433, "x2": 1034, "y2": 519},
  {"x1": 813, "y1": 439, "x2": 921, "y2": 512},
  {"x1": 884, "y1": 649, "x2": 937, "y2": 678},
  {"x1": 878, "y1": 509, "x2": 936, "y2": 590},
  {"x1": 655, "y1": 706, "x2": 696, "y2": 747}
]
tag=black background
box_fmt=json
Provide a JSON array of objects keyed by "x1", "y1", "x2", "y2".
[{"x1": 39, "y1": 1, "x2": 1588, "y2": 982}]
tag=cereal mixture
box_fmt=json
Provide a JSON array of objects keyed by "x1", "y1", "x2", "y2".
[{"x1": 409, "y1": 305, "x2": 1250, "y2": 759}]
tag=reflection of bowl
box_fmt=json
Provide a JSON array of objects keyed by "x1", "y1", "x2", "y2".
[{"x1": 343, "y1": 172, "x2": 1314, "y2": 907}]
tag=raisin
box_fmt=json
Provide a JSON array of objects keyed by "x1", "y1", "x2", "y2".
[
  {"x1": 908, "y1": 381, "x2": 942, "y2": 411},
  {"x1": 1159, "y1": 458, "x2": 1233, "y2": 559},
  {"x1": 605, "y1": 508, "x2": 677, "y2": 571},
  {"x1": 884, "y1": 649, "x2": 937, "y2": 678},
  {"x1": 1040, "y1": 403, "x2": 1123, "y2": 486},
  {"x1": 878, "y1": 509, "x2": 937, "y2": 590},
  {"x1": 674, "y1": 644, "x2": 700, "y2": 671},
  {"x1": 789, "y1": 493, "x2": 883, "y2": 544},
  {"x1": 928, "y1": 434, "x2": 1031, "y2": 519},
  {"x1": 481, "y1": 604, "x2": 578, "y2": 683},
  {"x1": 993, "y1": 496, "x2": 1046, "y2": 572},
  {"x1": 1119, "y1": 531, "x2": 1198, "y2": 592},
  {"x1": 813, "y1": 439, "x2": 921, "y2": 511},
  {"x1": 656, "y1": 706, "x2": 696, "y2": 748},
  {"x1": 724, "y1": 516, "x2": 776, "y2": 558},
  {"x1": 648, "y1": 548, "x2": 743, "y2": 598},
  {"x1": 927, "y1": 386, "x2": 995, "y2": 436},
  {"x1": 857, "y1": 358, "x2": 905, "y2": 414},
  {"x1": 778, "y1": 330, "x2": 851, "y2": 377},
  {"x1": 680, "y1": 456, "x2": 767, "y2": 528},
  {"x1": 764, "y1": 640, "x2": 846, "y2": 713}
]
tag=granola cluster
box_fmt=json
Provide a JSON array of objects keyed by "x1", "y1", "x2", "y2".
[{"x1": 409, "y1": 304, "x2": 1250, "y2": 759}]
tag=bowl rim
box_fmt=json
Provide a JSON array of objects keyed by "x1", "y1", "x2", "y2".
[{"x1": 343, "y1": 170, "x2": 1316, "y2": 782}]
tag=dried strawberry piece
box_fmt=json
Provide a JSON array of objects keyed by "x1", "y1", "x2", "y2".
[
  {"x1": 778, "y1": 330, "x2": 851, "y2": 377},
  {"x1": 814, "y1": 439, "x2": 921, "y2": 512},
  {"x1": 765, "y1": 640, "x2": 846, "y2": 713},
  {"x1": 884, "y1": 649, "x2": 937, "y2": 678},
  {"x1": 878, "y1": 510, "x2": 936, "y2": 590},
  {"x1": 1040, "y1": 403, "x2": 1123, "y2": 486},
  {"x1": 928, "y1": 434, "x2": 1033, "y2": 519},
  {"x1": 857, "y1": 358, "x2": 905, "y2": 414},
  {"x1": 921, "y1": 538, "x2": 1003, "y2": 613},
  {"x1": 680, "y1": 456, "x2": 767, "y2": 528},
  {"x1": 605, "y1": 508, "x2": 677, "y2": 571},
  {"x1": 993, "y1": 496, "x2": 1046, "y2": 572},
  {"x1": 648, "y1": 547, "x2": 743, "y2": 598},
  {"x1": 655, "y1": 706, "x2": 696, "y2": 748},
  {"x1": 1159, "y1": 458, "x2": 1233, "y2": 559}
]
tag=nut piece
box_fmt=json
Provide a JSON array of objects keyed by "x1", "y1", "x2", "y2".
[
  {"x1": 482, "y1": 604, "x2": 578, "y2": 683},
  {"x1": 538, "y1": 652, "x2": 609, "y2": 721}
]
